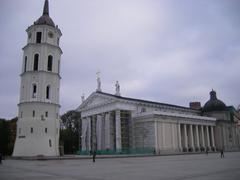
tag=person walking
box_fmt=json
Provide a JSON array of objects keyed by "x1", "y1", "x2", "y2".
[
  {"x1": 92, "y1": 150, "x2": 96, "y2": 163},
  {"x1": 220, "y1": 149, "x2": 224, "y2": 158}
]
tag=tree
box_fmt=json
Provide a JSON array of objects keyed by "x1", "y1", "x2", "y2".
[
  {"x1": 60, "y1": 110, "x2": 81, "y2": 154},
  {"x1": 0, "y1": 117, "x2": 17, "y2": 156}
]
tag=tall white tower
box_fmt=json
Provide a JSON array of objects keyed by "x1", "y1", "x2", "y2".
[{"x1": 13, "y1": 0, "x2": 62, "y2": 156}]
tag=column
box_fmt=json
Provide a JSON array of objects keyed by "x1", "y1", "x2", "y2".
[
  {"x1": 211, "y1": 126, "x2": 215, "y2": 150},
  {"x1": 104, "y1": 112, "x2": 110, "y2": 149},
  {"x1": 96, "y1": 114, "x2": 102, "y2": 150},
  {"x1": 81, "y1": 118, "x2": 87, "y2": 151},
  {"x1": 101, "y1": 114, "x2": 105, "y2": 149},
  {"x1": 115, "y1": 110, "x2": 122, "y2": 150},
  {"x1": 178, "y1": 123, "x2": 182, "y2": 151},
  {"x1": 195, "y1": 125, "x2": 200, "y2": 150},
  {"x1": 184, "y1": 124, "x2": 188, "y2": 151},
  {"x1": 190, "y1": 124, "x2": 194, "y2": 151},
  {"x1": 206, "y1": 126, "x2": 210, "y2": 149},
  {"x1": 201, "y1": 125, "x2": 205, "y2": 150},
  {"x1": 87, "y1": 117, "x2": 91, "y2": 151}
]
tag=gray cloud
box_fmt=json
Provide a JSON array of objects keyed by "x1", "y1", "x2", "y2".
[{"x1": 0, "y1": 0, "x2": 239, "y2": 119}]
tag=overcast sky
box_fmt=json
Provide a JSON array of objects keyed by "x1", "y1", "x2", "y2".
[{"x1": 0, "y1": 0, "x2": 240, "y2": 119}]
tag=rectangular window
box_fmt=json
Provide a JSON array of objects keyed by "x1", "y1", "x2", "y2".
[
  {"x1": 31, "y1": 127, "x2": 33, "y2": 133},
  {"x1": 45, "y1": 128, "x2": 47, "y2": 133},
  {"x1": 32, "y1": 110, "x2": 35, "y2": 117},
  {"x1": 36, "y1": 32, "x2": 42, "y2": 43},
  {"x1": 45, "y1": 111, "x2": 48, "y2": 117}
]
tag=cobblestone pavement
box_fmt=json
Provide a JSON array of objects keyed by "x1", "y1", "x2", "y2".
[{"x1": 0, "y1": 152, "x2": 240, "y2": 180}]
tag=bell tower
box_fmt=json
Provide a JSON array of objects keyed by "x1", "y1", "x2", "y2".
[{"x1": 13, "y1": 0, "x2": 62, "y2": 156}]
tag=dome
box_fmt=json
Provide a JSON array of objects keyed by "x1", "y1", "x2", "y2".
[
  {"x1": 203, "y1": 90, "x2": 226, "y2": 112},
  {"x1": 34, "y1": 0, "x2": 55, "y2": 27}
]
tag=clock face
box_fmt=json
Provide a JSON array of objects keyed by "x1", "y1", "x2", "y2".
[
  {"x1": 48, "y1": 31, "x2": 54, "y2": 38},
  {"x1": 28, "y1": 32, "x2": 32, "y2": 39}
]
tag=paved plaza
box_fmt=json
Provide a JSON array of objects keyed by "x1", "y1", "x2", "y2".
[{"x1": 0, "y1": 152, "x2": 240, "y2": 180}]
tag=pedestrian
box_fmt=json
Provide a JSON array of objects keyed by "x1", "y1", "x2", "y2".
[
  {"x1": 220, "y1": 149, "x2": 224, "y2": 158},
  {"x1": 0, "y1": 153, "x2": 2, "y2": 164},
  {"x1": 92, "y1": 150, "x2": 96, "y2": 163}
]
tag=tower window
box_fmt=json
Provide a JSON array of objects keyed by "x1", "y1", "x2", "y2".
[
  {"x1": 31, "y1": 127, "x2": 33, "y2": 133},
  {"x1": 32, "y1": 84, "x2": 37, "y2": 98},
  {"x1": 36, "y1": 32, "x2": 42, "y2": 43},
  {"x1": 47, "y1": 55, "x2": 53, "y2": 71},
  {"x1": 49, "y1": 139, "x2": 52, "y2": 147},
  {"x1": 45, "y1": 128, "x2": 48, "y2": 133},
  {"x1": 32, "y1": 110, "x2": 35, "y2": 117},
  {"x1": 46, "y1": 85, "x2": 50, "y2": 99},
  {"x1": 33, "y1": 54, "x2": 39, "y2": 71},
  {"x1": 45, "y1": 111, "x2": 48, "y2": 117},
  {"x1": 20, "y1": 111, "x2": 23, "y2": 118},
  {"x1": 24, "y1": 56, "x2": 27, "y2": 72}
]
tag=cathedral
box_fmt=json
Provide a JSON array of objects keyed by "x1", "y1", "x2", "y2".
[
  {"x1": 78, "y1": 80, "x2": 240, "y2": 154},
  {"x1": 13, "y1": 1, "x2": 240, "y2": 157}
]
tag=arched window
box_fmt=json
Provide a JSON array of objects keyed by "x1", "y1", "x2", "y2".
[
  {"x1": 47, "y1": 55, "x2": 53, "y2": 71},
  {"x1": 49, "y1": 139, "x2": 52, "y2": 147},
  {"x1": 33, "y1": 54, "x2": 39, "y2": 71},
  {"x1": 32, "y1": 84, "x2": 37, "y2": 98},
  {"x1": 46, "y1": 85, "x2": 50, "y2": 99},
  {"x1": 24, "y1": 56, "x2": 27, "y2": 72},
  {"x1": 31, "y1": 127, "x2": 33, "y2": 133}
]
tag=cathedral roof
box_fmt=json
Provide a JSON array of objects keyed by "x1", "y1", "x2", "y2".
[
  {"x1": 203, "y1": 90, "x2": 227, "y2": 112},
  {"x1": 95, "y1": 91, "x2": 194, "y2": 111},
  {"x1": 34, "y1": 0, "x2": 55, "y2": 27}
]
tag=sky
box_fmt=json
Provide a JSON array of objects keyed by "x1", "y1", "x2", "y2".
[{"x1": 0, "y1": 0, "x2": 240, "y2": 119}]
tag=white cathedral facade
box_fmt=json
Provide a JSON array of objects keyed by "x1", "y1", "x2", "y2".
[
  {"x1": 13, "y1": 0, "x2": 62, "y2": 156},
  {"x1": 78, "y1": 81, "x2": 240, "y2": 154}
]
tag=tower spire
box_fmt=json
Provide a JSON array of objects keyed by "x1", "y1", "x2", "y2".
[{"x1": 43, "y1": 0, "x2": 49, "y2": 16}]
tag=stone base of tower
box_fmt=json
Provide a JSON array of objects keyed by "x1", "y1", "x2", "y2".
[{"x1": 13, "y1": 136, "x2": 59, "y2": 157}]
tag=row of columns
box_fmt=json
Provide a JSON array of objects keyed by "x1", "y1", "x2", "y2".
[
  {"x1": 81, "y1": 110, "x2": 122, "y2": 151},
  {"x1": 179, "y1": 124, "x2": 215, "y2": 152}
]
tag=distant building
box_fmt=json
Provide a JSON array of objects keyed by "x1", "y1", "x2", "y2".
[
  {"x1": 77, "y1": 84, "x2": 240, "y2": 154},
  {"x1": 13, "y1": 0, "x2": 62, "y2": 156}
]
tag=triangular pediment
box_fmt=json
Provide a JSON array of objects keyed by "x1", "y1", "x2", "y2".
[{"x1": 77, "y1": 92, "x2": 116, "y2": 110}]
